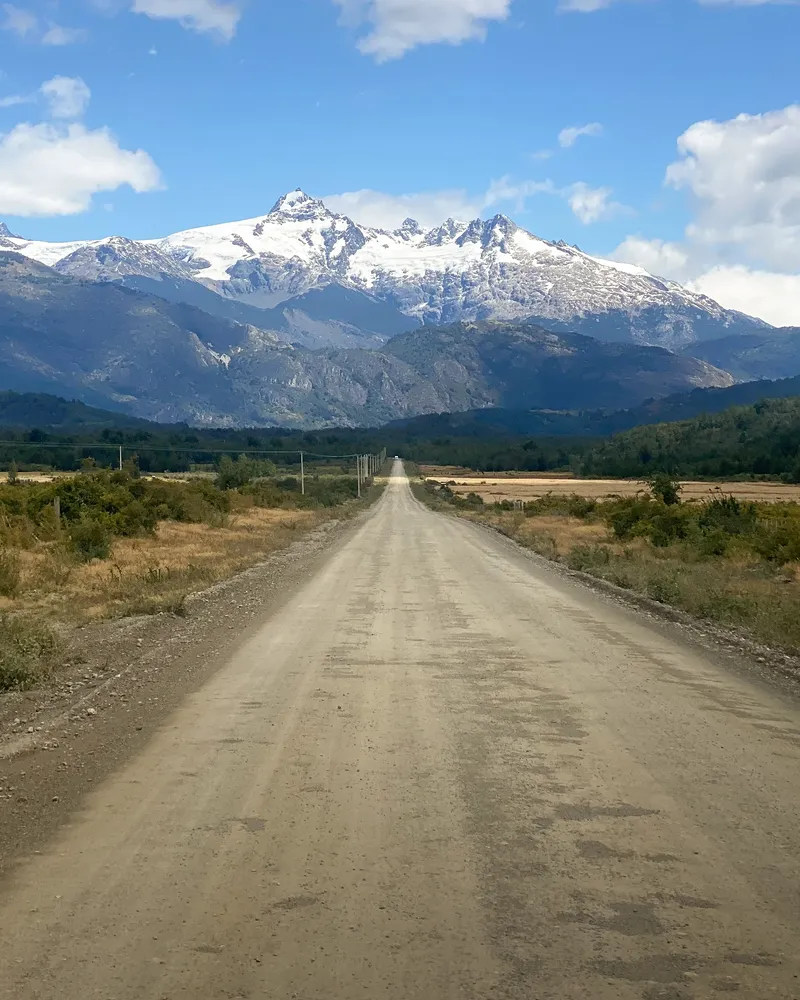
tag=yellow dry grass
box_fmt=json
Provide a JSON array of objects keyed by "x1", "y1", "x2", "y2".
[
  {"x1": 511, "y1": 515, "x2": 609, "y2": 554},
  {"x1": 420, "y1": 465, "x2": 574, "y2": 480},
  {"x1": 427, "y1": 476, "x2": 800, "y2": 504},
  {"x1": 0, "y1": 507, "x2": 319, "y2": 624},
  {"x1": 462, "y1": 506, "x2": 800, "y2": 650}
]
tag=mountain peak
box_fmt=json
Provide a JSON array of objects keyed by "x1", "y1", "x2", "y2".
[
  {"x1": 268, "y1": 189, "x2": 329, "y2": 219},
  {"x1": 0, "y1": 222, "x2": 21, "y2": 240},
  {"x1": 487, "y1": 213, "x2": 517, "y2": 233},
  {"x1": 398, "y1": 217, "x2": 424, "y2": 237}
]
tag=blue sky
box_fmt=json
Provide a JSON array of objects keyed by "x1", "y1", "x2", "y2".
[{"x1": 1, "y1": 0, "x2": 799, "y2": 323}]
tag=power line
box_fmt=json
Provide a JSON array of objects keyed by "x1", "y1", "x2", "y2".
[{"x1": 0, "y1": 440, "x2": 373, "y2": 460}]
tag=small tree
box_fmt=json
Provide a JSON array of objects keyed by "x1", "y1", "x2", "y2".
[
  {"x1": 7, "y1": 461, "x2": 18, "y2": 485},
  {"x1": 648, "y1": 473, "x2": 682, "y2": 506},
  {"x1": 122, "y1": 455, "x2": 141, "y2": 478},
  {"x1": 69, "y1": 518, "x2": 111, "y2": 562},
  {"x1": 216, "y1": 455, "x2": 276, "y2": 490},
  {"x1": 216, "y1": 455, "x2": 252, "y2": 490}
]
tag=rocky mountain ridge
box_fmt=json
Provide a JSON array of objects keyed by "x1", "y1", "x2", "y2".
[
  {"x1": 1, "y1": 190, "x2": 770, "y2": 351},
  {"x1": 0, "y1": 251, "x2": 733, "y2": 428}
]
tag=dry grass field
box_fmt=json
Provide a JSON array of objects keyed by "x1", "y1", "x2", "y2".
[
  {"x1": 0, "y1": 507, "x2": 319, "y2": 625},
  {"x1": 421, "y1": 470, "x2": 800, "y2": 504}
]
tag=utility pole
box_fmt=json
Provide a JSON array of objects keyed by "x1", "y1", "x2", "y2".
[
  {"x1": 300, "y1": 451, "x2": 305, "y2": 495},
  {"x1": 119, "y1": 445, "x2": 123, "y2": 471},
  {"x1": 356, "y1": 455, "x2": 361, "y2": 498}
]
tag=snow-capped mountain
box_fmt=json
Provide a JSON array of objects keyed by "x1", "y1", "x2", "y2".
[
  {"x1": 0, "y1": 252, "x2": 734, "y2": 428},
  {"x1": 1, "y1": 189, "x2": 769, "y2": 350}
]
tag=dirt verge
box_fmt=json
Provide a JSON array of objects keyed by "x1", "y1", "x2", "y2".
[
  {"x1": 410, "y1": 479, "x2": 800, "y2": 693},
  {"x1": 0, "y1": 507, "x2": 369, "y2": 876}
]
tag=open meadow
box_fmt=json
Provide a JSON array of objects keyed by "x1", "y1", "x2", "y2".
[{"x1": 420, "y1": 468, "x2": 800, "y2": 504}]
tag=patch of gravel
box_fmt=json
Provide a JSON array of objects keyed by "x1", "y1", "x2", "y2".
[
  {"x1": 0, "y1": 512, "x2": 363, "y2": 876},
  {"x1": 472, "y1": 516, "x2": 800, "y2": 698}
]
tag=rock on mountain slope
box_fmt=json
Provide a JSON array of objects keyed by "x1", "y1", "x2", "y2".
[
  {"x1": 381, "y1": 322, "x2": 733, "y2": 412},
  {"x1": 0, "y1": 252, "x2": 254, "y2": 423},
  {"x1": 0, "y1": 252, "x2": 733, "y2": 427},
  {"x1": 2, "y1": 190, "x2": 769, "y2": 351},
  {"x1": 680, "y1": 329, "x2": 800, "y2": 382}
]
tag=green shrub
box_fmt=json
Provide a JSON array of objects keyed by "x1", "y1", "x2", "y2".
[
  {"x1": 566, "y1": 544, "x2": 611, "y2": 571},
  {"x1": 645, "y1": 574, "x2": 682, "y2": 604},
  {"x1": 0, "y1": 614, "x2": 61, "y2": 690},
  {"x1": 522, "y1": 493, "x2": 597, "y2": 519},
  {"x1": 216, "y1": 455, "x2": 277, "y2": 490},
  {"x1": 698, "y1": 495, "x2": 757, "y2": 535},
  {"x1": 69, "y1": 518, "x2": 112, "y2": 561},
  {"x1": 648, "y1": 473, "x2": 682, "y2": 506},
  {"x1": 0, "y1": 547, "x2": 21, "y2": 596}
]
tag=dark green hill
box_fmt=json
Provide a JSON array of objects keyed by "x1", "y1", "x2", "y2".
[
  {"x1": 391, "y1": 374, "x2": 800, "y2": 438},
  {"x1": 0, "y1": 391, "x2": 154, "y2": 429},
  {"x1": 580, "y1": 396, "x2": 800, "y2": 480}
]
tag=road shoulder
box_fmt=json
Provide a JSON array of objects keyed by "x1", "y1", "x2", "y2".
[{"x1": 0, "y1": 507, "x2": 373, "y2": 878}]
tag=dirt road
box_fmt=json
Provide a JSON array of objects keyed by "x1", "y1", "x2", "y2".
[{"x1": 2, "y1": 462, "x2": 800, "y2": 999}]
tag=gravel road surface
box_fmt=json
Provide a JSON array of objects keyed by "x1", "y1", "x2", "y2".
[{"x1": 1, "y1": 462, "x2": 799, "y2": 999}]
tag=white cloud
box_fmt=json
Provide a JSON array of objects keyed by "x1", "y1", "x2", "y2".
[
  {"x1": 686, "y1": 267, "x2": 800, "y2": 327},
  {"x1": 322, "y1": 187, "x2": 484, "y2": 228},
  {"x1": 611, "y1": 236, "x2": 693, "y2": 281},
  {"x1": 484, "y1": 175, "x2": 555, "y2": 210},
  {"x1": 561, "y1": 0, "x2": 790, "y2": 9},
  {"x1": 323, "y1": 179, "x2": 553, "y2": 229},
  {"x1": 325, "y1": 175, "x2": 625, "y2": 229},
  {"x1": 1, "y1": 6, "x2": 86, "y2": 43},
  {"x1": 609, "y1": 105, "x2": 800, "y2": 325},
  {"x1": 567, "y1": 182, "x2": 625, "y2": 223},
  {"x1": 42, "y1": 23, "x2": 88, "y2": 45},
  {"x1": 610, "y1": 236, "x2": 800, "y2": 325},
  {"x1": 2, "y1": 3, "x2": 37, "y2": 35},
  {"x1": 334, "y1": 0, "x2": 512, "y2": 61},
  {"x1": 666, "y1": 105, "x2": 800, "y2": 271},
  {"x1": 40, "y1": 77, "x2": 91, "y2": 119},
  {"x1": 0, "y1": 93, "x2": 28, "y2": 108},
  {"x1": 558, "y1": 122, "x2": 603, "y2": 147},
  {"x1": 559, "y1": 0, "x2": 616, "y2": 9},
  {"x1": 0, "y1": 121, "x2": 162, "y2": 216},
  {"x1": 131, "y1": 0, "x2": 241, "y2": 39}
]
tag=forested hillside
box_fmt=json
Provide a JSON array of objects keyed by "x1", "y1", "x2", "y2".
[
  {"x1": 580, "y1": 398, "x2": 800, "y2": 480},
  {"x1": 3, "y1": 391, "x2": 800, "y2": 482},
  {"x1": 393, "y1": 374, "x2": 800, "y2": 439}
]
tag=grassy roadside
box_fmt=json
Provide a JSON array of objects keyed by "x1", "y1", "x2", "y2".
[
  {"x1": 412, "y1": 475, "x2": 800, "y2": 656},
  {"x1": 1, "y1": 466, "x2": 388, "y2": 691}
]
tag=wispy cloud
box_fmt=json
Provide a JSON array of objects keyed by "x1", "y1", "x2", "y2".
[
  {"x1": 2, "y1": 5, "x2": 86, "y2": 43},
  {"x1": 40, "y1": 77, "x2": 92, "y2": 120},
  {"x1": 323, "y1": 173, "x2": 626, "y2": 229},
  {"x1": 131, "y1": 0, "x2": 242, "y2": 40},
  {"x1": 1, "y1": 3, "x2": 37, "y2": 35},
  {"x1": 558, "y1": 122, "x2": 603, "y2": 148},
  {"x1": 0, "y1": 92, "x2": 29, "y2": 108},
  {"x1": 334, "y1": 0, "x2": 512, "y2": 61},
  {"x1": 42, "y1": 23, "x2": 88, "y2": 45},
  {"x1": 566, "y1": 182, "x2": 626, "y2": 223}
]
